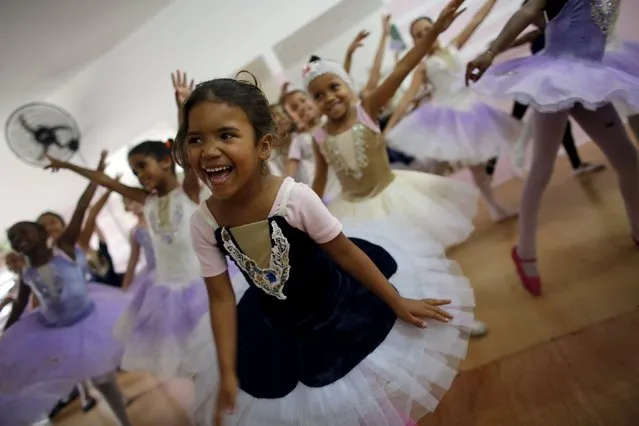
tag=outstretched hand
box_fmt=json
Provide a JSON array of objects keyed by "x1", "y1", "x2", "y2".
[
  {"x1": 172, "y1": 70, "x2": 195, "y2": 106},
  {"x1": 348, "y1": 30, "x2": 370, "y2": 53},
  {"x1": 393, "y1": 297, "x2": 453, "y2": 328},
  {"x1": 465, "y1": 50, "x2": 494, "y2": 86},
  {"x1": 432, "y1": 0, "x2": 467, "y2": 34},
  {"x1": 44, "y1": 155, "x2": 68, "y2": 172},
  {"x1": 97, "y1": 150, "x2": 108, "y2": 172},
  {"x1": 214, "y1": 374, "x2": 238, "y2": 426}
]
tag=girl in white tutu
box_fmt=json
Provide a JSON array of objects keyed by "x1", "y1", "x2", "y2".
[
  {"x1": 302, "y1": 5, "x2": 478, "y2": 250},
  {"x1": 45, "y1": 140, "x2": 216, "y2": 425},
  {"x1": 0, "y1": 184, "x2": 133, "y2": 426},
  {"x1": 386, "y1": 0, "x2": 520, "y2": 222},
  {"x1": 466, "y1": 0, "x2": 639, "y2": 295},
  {"x1": 173, "y1": 60, "x2": 474, "y2": 426}
]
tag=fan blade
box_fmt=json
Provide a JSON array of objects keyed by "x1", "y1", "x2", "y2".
[
  {"x1": 50, "y1": 125, "x2": 72, "y2": 132},
  {"x1": 18, "y1": 115, "x2": 36, "y2": 135}
]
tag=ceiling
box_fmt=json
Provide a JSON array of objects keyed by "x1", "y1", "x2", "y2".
[{"x1": 0, "y1": 0, "x2": 172, "y2": 121}]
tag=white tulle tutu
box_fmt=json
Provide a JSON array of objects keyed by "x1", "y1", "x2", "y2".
[
  {"x1": 114, "y1": 276, "x2": 216, "y2": 425},
  {"x1": 226, "y1": 221, "x2": 474, "y2": 425},
  {"x1": 327, "y1": 170, "x2": 478, "y2": 248}
]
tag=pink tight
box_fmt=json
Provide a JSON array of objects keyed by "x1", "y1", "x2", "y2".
[{"x1": 517, "y1": 103, "x2": 639, "y2": 260}]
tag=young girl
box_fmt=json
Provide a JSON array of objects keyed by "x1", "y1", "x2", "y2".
[
  {"x1": 175, "y1": 76, "x2": 474, "y2": 426},
  {"x1": 485, "y1": 0, "x2": 606, "y2": 177},
  {"x1": 120, "y1": 197, "x2": 156, "y2": 292},
  {"x1": 385, "y1": 0, "x2": 520, "y2": 222},
  {"x1": 0, "y1": 184, "x2": 132, "y2": 426},
  {"x1": 302, "y1": 2, "x2": 477, "y2": 251},
  {"x1": 45, "y1": 140, "x2": 216, "y2": 425},
  {"x1": 466, "y1": 0, "x2": 639, "y2": 295},
  {"x1": 268, "y1": 103, "x2": 314, "y2": 184}
]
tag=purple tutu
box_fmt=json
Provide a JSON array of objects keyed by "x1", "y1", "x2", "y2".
[
  {"x1": 386, "y1": 100, "x2": 521, "y2": 164},
  {"x1": 474, "y1": 55, "x2": 639, "y2": 113},
  {"x1": 114, "y1": 276, "x2": 212, "y2": 377},
  {"x1": 604, "y1": 39, "x2": 639, "y2": 117},
  {"x1": 0, "y1": 292, "x2": 127, "y2": 425}
]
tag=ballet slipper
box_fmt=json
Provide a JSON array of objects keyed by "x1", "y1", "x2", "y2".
[{"x1": 511, "y1": 247, "x2": 541, "y2": 296}]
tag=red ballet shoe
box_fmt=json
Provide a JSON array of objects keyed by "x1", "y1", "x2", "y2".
[{"x1": 511, "y1": 247, "x2": 542, "y2": 296}]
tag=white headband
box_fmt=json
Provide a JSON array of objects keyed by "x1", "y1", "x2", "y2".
[{"x1": 302, "y1": 59, "x2": 357, "y2": 93}]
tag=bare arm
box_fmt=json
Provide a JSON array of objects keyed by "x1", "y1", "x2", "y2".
[
  {"x1": 343, "y1": 30, "x2": 370, "y2": 74},
  {"x1": 49, "y1": 159, "x2": 148, "y2": 203},
  {"x1": 321, "y1": 234, "x2": 401, "y2": 308},
  {"x1": 311, "y1": 141, "x2": 329, "y2": 197},
  {"x1": 57, "y1": 179, "x2": 105, "y2": 256},
  {"x1": 182, "y1": 168, "x2": 201, "y2": 204},
  {"x1": 487, "y1": 0, "x2": 545, "y2": 56},
  {"x1": 3, "y1": 281, "x2": 31, "y2": 331},
  {"x1": 362, "y1": 0, "x2": 465, "y2": 118},
  {"x1": 382, "y1": 65, "x2": 427, "y2": 134},
  {"x1": 285, "y1": 159, "x2": 300, "y2": 178},
  {"x1": 452, "y1": 0, "x2": 498, "y2": 49},
  {"x1": 504, "y1": 29, "x2": 543, "y2": 51},
  {"x1": 77, "y1": 189, "x2": 113, "y2": 252},
  {"x1": 121, "y1": 231, "x2": 141, "y2": 291},
  {"x1": 361, "y1": 15, "x2": 392, "y2": 97},
  {"x1": 205, "y1": 274, "x2": 237, "y2": 377}
]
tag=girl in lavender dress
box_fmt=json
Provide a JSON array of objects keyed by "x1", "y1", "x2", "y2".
[
  {"x1": 386, "y1": 0, "x2": 521, "y2": 222},
  {"x1": 121, "y1": 197, "x2": 156, "y2": 293},
  {"x1": 0, "y1": 184, "x2": 132, "y2": 426},
  {"x1": 45, "y1": 140, "x2": 216, "y2": 425},
  {"x1": 466, "y1": 0, "x2": 639, "y2": 295}
]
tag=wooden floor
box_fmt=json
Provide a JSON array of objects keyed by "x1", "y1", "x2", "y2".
[{"x1": 54, "y1": 142, "x2": 639, "y2": 425}]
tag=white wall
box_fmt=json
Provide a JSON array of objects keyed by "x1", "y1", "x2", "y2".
[
  {"x1": 0, "y1": 0, "x2": 344, "y2": 231},
  {"x1": 279, "y1": 0, "x2": 522, "y2": 92}
]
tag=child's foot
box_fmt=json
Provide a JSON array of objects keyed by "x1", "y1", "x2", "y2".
[
  {"x1": 81, "y1": 396, "x2": 97, "y2": 412},
  {"x1": 465, "y1": 319, "x2": 488, "y2": 338},
  {"x1": 573, "y1": 162, "x2": 606, "y2": 176},
  {"x1": 490, "y1": 208, "x2": 519, "y2": 223},
  {"x1": 511, "y1": 247, "x2": 541, "y2": 296}
]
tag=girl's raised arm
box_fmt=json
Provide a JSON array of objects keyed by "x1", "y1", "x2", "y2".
[
  {"x1": 45, "y1": 155, "x2": 148, "y2": 203},
  {"x1": 363, "y1": 0, "x2": 467, "y2": 118},
  {"x1": 466, "y1": 0, "x2": 545, "y2": 84},
  {"x1": 3, "y1": 281, "x2": 31, "y2": 331},
  {"x1": 451, "y1": 0, "x2": 498, "y2": 50},
  {"x1": 121, "y1": 230, "x2": 141, "y2": 291}
]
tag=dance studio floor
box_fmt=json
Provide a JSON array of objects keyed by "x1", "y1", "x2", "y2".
[{"x1": 54, "y1": 142, "x2": 639, "y2": 425}]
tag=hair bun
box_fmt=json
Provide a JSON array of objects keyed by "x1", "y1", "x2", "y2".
[{"x1": 309, "y1": 55, "x2": 321, "y2": 63}]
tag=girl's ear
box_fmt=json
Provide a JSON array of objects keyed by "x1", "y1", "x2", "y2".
[
  {"x1": 257, "y1": 134, "x2": 274, "y2": 161},
  {"x1": 159, "y1": 156, "x2": 173, "y2": 171}
]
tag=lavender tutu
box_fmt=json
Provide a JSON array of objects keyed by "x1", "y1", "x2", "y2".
[
  {"x1": 472, "y1": 1, "x2": 639, "y2": 114},
  {"x1": 386, "y1": 101, "x2": 521, "y2": 164},
  {"x1": 386, "y1": 45, "x2": 520, "y2": 165},
  {"x1": 604, "y1": 36, "x2": 639, "y2": 117},
  {"x1": 0, "y1": 292, "x2": 127, "y2": 425}
]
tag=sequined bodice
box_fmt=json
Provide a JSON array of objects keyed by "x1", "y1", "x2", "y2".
[
  {"x1": 543, "y1": 0, "x2": 620, "y2": 61},
  {"x1": 22, "y1": 248, "x2": 94, "y2": 327},
  {"x1": 145, "y1": 188, "x2": 200, "y2": 283},
  {"x1": 425, "y1": 46, "x2": 470, "y2": 104},
  {"x1": 319, "y1": 122, "x2": 395, "y2": 202},
  {"x1": 133, "y1": 226, "x2": 156, "y2": 269}
]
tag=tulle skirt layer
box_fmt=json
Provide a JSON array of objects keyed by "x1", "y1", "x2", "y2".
[{"x1": 226, "y1": 221, "x2": 475, "y2": 425}]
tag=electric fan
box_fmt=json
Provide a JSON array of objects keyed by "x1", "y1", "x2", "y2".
[{"x1": 5, "y1": 102, "x2": 80, "y2": 167}]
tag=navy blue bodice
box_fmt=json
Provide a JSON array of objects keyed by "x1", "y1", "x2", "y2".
[{"x1": 215, "y1": 216, "x2": 398, "y2": 399}]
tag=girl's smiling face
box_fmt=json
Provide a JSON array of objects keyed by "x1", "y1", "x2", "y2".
[
  {"x1": 307, "y1": 73, "x2": 354, "y2": 121},
  {"x1": 186, "y1": 101, "x2": 272, "y2": 200},
  {"x1": 283, "y1": 91, "x2": 319, "y2": 128},
  {"x1": 36, "y1": 214, "x2": 65, "y2": 241}
]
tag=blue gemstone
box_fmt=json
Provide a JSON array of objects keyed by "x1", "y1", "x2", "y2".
[{"x1": 266, "y1": 272, "x2": 276, "y2": 283}]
